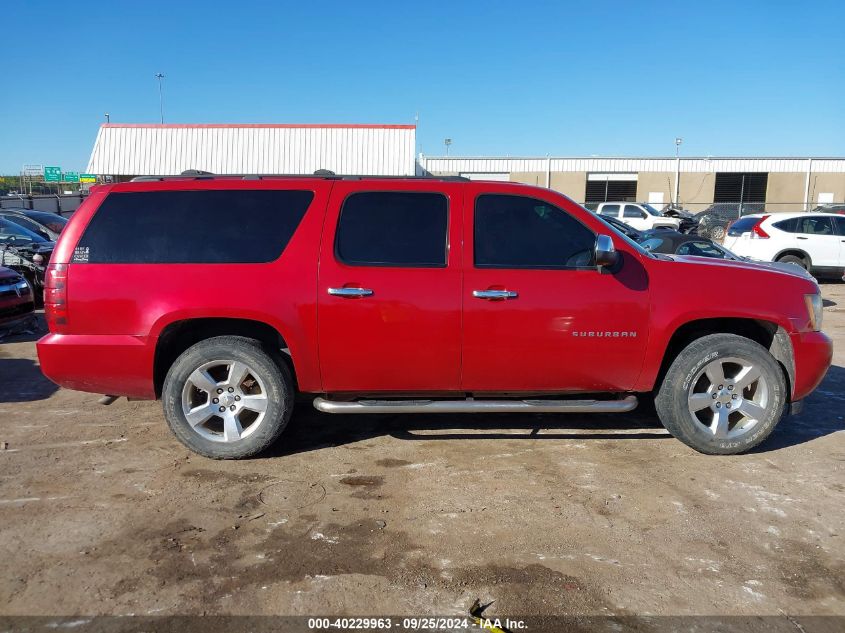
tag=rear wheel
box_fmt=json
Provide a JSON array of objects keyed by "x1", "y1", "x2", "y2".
[
  {"x1": 776, "y1": 254, "x2": 809, "y2": 270},
  {"x1": 655, "y1": 334, "x2": 786, "y2": 455},
  {"x1": 162, "y1": 336, "x2": 293, "y2": 459},
  {"x1": 708, "y1": 225, "x2": 726, "y2": 241}
]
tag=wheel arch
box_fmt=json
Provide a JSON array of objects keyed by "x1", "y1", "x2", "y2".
[
  {"x1": 153, "y1": 317, "x2": 297, "y2": 398},
  {"x1": 774, "y1": 248, "x2": 812, "y2": 266},
  {"x1": 654, "y1": 317, "x2": 794, "y2": 400}
]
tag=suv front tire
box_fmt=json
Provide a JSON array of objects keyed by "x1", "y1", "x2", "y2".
[{"x1": 655, "y1": 333, "x2": 786, "y2": 455}]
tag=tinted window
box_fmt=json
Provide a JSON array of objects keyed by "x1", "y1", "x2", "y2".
[
  {"x1": 623, "y1": 205, "x2": 645, "y2": 219},
  {"x1": 833, "y1": 217, "x2": 845, "y2": 236},
  {"x1": 76, "y1": 190, "x2": 313, "y2": 263},
  {"x1": 475, "y1": 194, "x2": 595, "y2": 269},
  {"x1": 797, "y1": 216, "x2": 833, "y2": 235},
  {"x1": 599, "y1": 204, "x2": 620, "y2": 216},
  {"x1": 335, "y1": 192, "x2": 448, "y2": 267},
  {"x1": 727, "y1": 217, "x2": 762, "y2": 234},
  {"x1": 0, "y1": 218, "x2": 45, "y2": 244},
  {"x1": 772, "y1": 218, "x2": 798, "y2": 233},
  {"x1": 24, "y1": 211, "x2": 68, "y2": 226},
  {"x1": 1, "y1": 214, "x2": 45, "y2": 236}
]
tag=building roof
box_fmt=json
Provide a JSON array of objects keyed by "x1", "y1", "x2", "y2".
[
  {"x1": 421, "y1": 155, "x2": 845, "y2": 174},
  {"x1": 87, "y1": 123, "x2": 417, "y2": 176}
]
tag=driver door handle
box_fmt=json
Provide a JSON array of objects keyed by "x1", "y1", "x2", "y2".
[
  {"x1": 328, "y1": 287, "x2": 373, "y2": 298},
  {"x1": 473, "y1": 289, "x2": 518, "y2": 300}
]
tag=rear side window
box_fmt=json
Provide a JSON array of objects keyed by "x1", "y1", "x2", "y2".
[
  {"x1": 335, "y1": 192, "x2": 448, "y2": 267},
  {"x1": 834, "y1": 217, "x2": 845, "y2": 236},
  {"x1": 474, "y1": 194, "x2": 596, "y2": 269},
  {"x1": 75, "y1": 190, "x2": 313, "y2": 264},
  {"x1": 623, "y1": 205, "x2": 644, "y2": 219},
  {"x1": 599, "y1": 204, "x2": 620, "y2": 216},
  {"x1": 772, "y1": 218, "x2": 798, "y2": 233}
]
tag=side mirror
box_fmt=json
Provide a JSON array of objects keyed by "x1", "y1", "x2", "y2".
[{"x1": 595, "y1": 234, "x2": 619, "y2": 269}]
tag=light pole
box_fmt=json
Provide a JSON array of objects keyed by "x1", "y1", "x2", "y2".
[
  {"x1": 674, "y1": 137, "x2": 683, "y2": 206},
  {"x1": 444, "y1": 138, "x2": 452, "y2": 156},
  {"x1": 105, "y1": 112, "x2": 110, "y2": 123},
  {"x1": 155, "y1": 73, "x2": 165, "y2": 124}
]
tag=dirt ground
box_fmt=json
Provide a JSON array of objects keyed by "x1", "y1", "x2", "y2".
[{"x1": 0, "y1": 283, "x2": 843, "y2": 626}]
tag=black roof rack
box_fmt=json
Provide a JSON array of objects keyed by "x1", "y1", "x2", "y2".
[{"x1": 129, "y1": 170, "x2": 469, "y2": 183}]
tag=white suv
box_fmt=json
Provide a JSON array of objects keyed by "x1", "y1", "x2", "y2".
[
  {"x1": 723, "y1": 212, "x2": 845, "y2": 278},
  {"x1": 596, "y1": 202, "x2": 680, "y2": 231}
]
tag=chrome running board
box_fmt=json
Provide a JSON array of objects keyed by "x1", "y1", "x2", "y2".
[{"x1": 313, "y1": 395, "x2": 638, "y2": 414}]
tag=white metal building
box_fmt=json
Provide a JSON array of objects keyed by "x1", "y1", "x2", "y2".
[{"x1": 87, "y1": 123, "x2": 417, "y2": 177}]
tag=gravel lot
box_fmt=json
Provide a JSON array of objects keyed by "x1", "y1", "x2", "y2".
[{"x1": 0, "y1": 283, "x2": 843, "y2": 625}]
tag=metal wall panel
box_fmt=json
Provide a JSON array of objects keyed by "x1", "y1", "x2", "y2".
[
  {"x1": 422, "y1": 156, "x2": 845, "y2": 174},
  {"x1": 87, "y1": 124, "x2": 417, "y2": 176}
]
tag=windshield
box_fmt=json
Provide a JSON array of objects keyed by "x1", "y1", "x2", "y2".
[
  {"x1": 641, "y1": 203, "x2": 663, "y2": 216},
  {"x1": 0, "y1": 218, "x2": 47, "y2": 245},
  {"x1": 25, "y1": 211, "x2": 68, "y2": 231}
]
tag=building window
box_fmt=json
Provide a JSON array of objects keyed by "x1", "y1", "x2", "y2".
[{"x1": 585, "y1": 174, "x2": 638, "y2": 207}]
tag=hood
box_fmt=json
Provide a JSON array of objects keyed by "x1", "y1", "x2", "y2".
[{"x1": 665, "y1": 254, "x2": 816, "y2": 281}]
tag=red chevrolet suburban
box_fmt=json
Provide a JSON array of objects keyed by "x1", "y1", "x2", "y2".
[{"x1": 37, "y1": 174, "x2": 832, "y2": 458}]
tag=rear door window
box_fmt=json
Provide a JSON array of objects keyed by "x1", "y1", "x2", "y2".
[
  {"x1": 797, "y1": 216, "x2": 834, "y2": 235},
  {"x1": 76, "y1": 189, "x2": 314, "y2": 263},
  {"x1": 623, "y1": 205, "x2": 645, "y2": 219},
  {"x1": 335, "y1": 192, "x2": 448, "y2": 267},
  {"x1": 599, "y1": 204, "x2": 620, "y2": 217},
  {"x1": 833, "y1": 217, "x2": 845, "y2": 236}
]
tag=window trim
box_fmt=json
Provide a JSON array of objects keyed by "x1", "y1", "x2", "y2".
[
  {"x1": 473, "y1": 193, "x2": 598, "y2": 271},
  {"x1": 333, "y1": 190, "x2": 450, "y2": 269}
]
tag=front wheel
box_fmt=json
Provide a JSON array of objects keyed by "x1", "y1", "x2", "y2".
[
  {"x1": 655, "y1": 334, "x2": 786, "y2": 455},
  {"x1": 162, "y1": 336, "x2": 294, "y2": 459}
]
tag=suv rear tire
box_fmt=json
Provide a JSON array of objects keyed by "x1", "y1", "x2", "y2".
[
  {"x1": 162, "y1": 336, "x2": 293, "y2": 459},
  {"x1": 655, "y1": 334, "x2": 786, "y2": 455}
]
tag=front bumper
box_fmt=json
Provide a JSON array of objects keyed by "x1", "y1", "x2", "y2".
[{"x1": 789, "y1": 330, "x2": 833, "y2": 401}]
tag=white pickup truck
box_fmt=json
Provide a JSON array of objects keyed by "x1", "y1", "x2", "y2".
[{"x1": 596, "y1": 202, "x2": 680, "y2": 231}]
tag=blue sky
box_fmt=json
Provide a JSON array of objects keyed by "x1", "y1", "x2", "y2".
[{"x1": 2, "y1": 0, "x2": 843, "y2": 173}]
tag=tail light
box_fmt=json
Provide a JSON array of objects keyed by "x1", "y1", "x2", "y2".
[
  {"x1": 44, "y1": 263, "x2": 68, "y2": 333},
  {"x1": 751, "y1": 215, "x2": 771, "y2": 239}
]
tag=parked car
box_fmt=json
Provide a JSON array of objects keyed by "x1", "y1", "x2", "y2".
[
  {"x1": 0, "y1": 218, "x2": 54, "y2": 291},
  {"x1": 0, "y1": 208, "x2": 68, "y2": 241},
  {"x1": 0, "y1": 266, "x2": 37, "y2": 334},
  {"x1": 694, "y1": 203, "x2": 766, "y2": 241},
  {"x1": 598, "y1": 217, "x2": 815, "y2": 279},
  {"x1": 723, "y1": 212, "x2": 845, "y2": 278},
  {"x1": 596, "y1": 202, "x2": 680, "y2": 231},
  {"x1": 661, "y1": 205, "x2": 700, "y2": 234},
  {"x1": 37, "y1": 175, "x2": 831, "y2": 458},
  {"x1": 811, "y1": 203, "x2": 845, "y2": 215}
]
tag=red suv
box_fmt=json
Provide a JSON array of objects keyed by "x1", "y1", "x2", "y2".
[{"x1": 37, "y1": 175, "x2": 832, "y2": 458}]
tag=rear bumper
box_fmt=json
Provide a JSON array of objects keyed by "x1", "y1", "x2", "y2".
[
  {"x1": 789, "y1": 331, "x2": 833, "y2": 401},
  {"x1": 36, "y1": 333, "x2": 157, "y2": 399}
]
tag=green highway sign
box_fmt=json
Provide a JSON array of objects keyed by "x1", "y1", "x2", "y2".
[
  {"x1": 44, "y1": 166, "x2": 61, "y2": 182},
  {"x1": 63, "y1": 171, "x2": 79, "y2": 183},
  {"x1": 79, "y1": 173, "x2": 96, "y2": 183}
]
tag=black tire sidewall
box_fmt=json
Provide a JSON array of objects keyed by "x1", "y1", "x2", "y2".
[
  {"x1": 778, "y1": 255, "x2": 808, "y2": 270},
  {"x1": 162, "y1": 336, "x2": 292, "y2": 459},
  {"x1": 656, "y1": 334, "x2": 786, "y2": 455}
]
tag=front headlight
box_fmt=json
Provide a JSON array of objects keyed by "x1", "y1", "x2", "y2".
[{"x1": 804, "y1": 293, "x2": 823, "y2": 331}]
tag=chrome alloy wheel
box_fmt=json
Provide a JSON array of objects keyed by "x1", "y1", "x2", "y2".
[
  {"x1": 687, "y1": 357, "x2": 770, "y2": 440},
  {"x1": 181, "y1": 360, "x2": 269, "y2": 443}
]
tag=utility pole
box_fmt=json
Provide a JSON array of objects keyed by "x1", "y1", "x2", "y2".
[
  {"x1": 155, "y1": 73, "x2": 165, "y2": 124},
  {"x1": 674, "y1": 137, "x2": 683, "y2": 206}
]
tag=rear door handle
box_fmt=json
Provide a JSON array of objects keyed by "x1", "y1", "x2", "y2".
[
  {"x1": 328, "y1": 287, "x2": 373, "y2": 298},
  {"x1": 473, "y1": 289, "x2": 518, "y2": 300}
]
